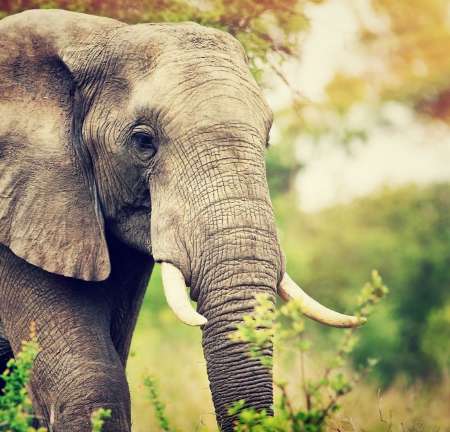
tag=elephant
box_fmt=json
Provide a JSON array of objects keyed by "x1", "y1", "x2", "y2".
[{"x1": 0, "y1": 9, "x2": 363, "y2": 431}]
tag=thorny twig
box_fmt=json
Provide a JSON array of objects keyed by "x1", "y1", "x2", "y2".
[{"x1": 276, "y1": 382, "x2": 296, "y2": 420}]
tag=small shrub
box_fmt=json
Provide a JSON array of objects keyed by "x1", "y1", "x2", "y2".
[
  {"x1": 229, "y1": 270, "x2": 389, "y2": 431},
  {"x1": 144, "y1": 376, "x2": 175, "y2": 432},
  {"x1": 91, "y1": 408, "x2": 112, "y2": 432},
  {"x1": 0, "y1": 323, "x2": 45, "y2": 432}
]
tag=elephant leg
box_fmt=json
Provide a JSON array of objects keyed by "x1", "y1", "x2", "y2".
[
  {"x1": 0, "y1": 246, "x2": 131, "y2": 432},
  {"x1": 0, "y1": 321, "x2": 13, "y2": 392},
  {"x1": 110, "y1": 278, "x2": 149, "y2": 366},
  {"x1": 106, "y1": 236, "x2": 154, "y2": 365}
]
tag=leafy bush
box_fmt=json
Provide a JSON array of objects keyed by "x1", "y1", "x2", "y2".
[
  {"x1": 0, "y1": 323, "x2": 110, "y2": 432},
  {"x1": 91, "y1": 408, "x2": 112, "y2": 432},
  {"x1": 0, "y1": 323, "x2": 45, "y2": 432},
  {"x1": 228, "y1": 270, "x2": 388, "y2": 431},
  {"x1": 420, "y1": 303, "x2": 450, "y2": 373},
  {"x1": 282, "y1": 183, "x2": 450, "y2": 384}
]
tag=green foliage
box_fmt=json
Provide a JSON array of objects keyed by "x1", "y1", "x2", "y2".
[
  {"x1": 228, "y1": 400, "x2": 290, "y2": 432},
  {"x1": 90, "y1": 408, "x2": 112, "y2": 432},
  {"x1": 229, "y1": 294, "x2": 276, "y2": 368},
  {"x1": 276, "y1": 183, "x2": 450, "y2": 385},
  {"x1": 0, "y1": 324, "x2": 45, "y2": 432},
  {"x1": 144, "y1": 376, "x2": 175, "y2": 432},
  {"x1": 228, "y1": 271, "x2": 388, "y2": 431},
  {"x1": 420, "y1": 303, "x2": 450, "y2": 373},
  {"x1": 142, "y1": 272, "x2": 392, "y2": 431}
]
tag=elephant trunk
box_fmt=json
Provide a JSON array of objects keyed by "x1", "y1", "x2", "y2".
[
  {"x1": 201, "y1": 287, "x2": 274, "y2": 431},
  {"x1": 192, "y1": 220, "x2": 281, "y2": 430}
]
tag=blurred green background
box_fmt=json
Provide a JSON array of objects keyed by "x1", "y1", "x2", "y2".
[{"x1": 1, "y1": 0, "x2": 449, "y2": 430}]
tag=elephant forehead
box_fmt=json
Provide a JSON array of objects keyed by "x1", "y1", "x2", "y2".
[
  {"x1": 132, "y1": 21, "x2": 243, "y2": 54},
  {"x1": 114, "y1": 22, "x2": 246, "y2": 77},
  {"x1": 172, "y1": 24, "x2": 243, "y2": 53},
  {"x1": 121, "y1": 24, "x2": 272, "y2": 131},
  {"x1": 130, "y1": 70, "x2": 270, "y2": 135},
  {"x1": 131, "y1": 53, "x2": 247, "y2": 96}
]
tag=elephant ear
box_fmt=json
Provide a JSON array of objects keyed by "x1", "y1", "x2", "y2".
[{"x1": 0, "y1": 11, "x2": 114, "y2": 281}]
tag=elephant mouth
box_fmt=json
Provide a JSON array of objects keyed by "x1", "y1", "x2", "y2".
[{"x1": 160, "y1": 261, "x2": 366, "y2": 328}]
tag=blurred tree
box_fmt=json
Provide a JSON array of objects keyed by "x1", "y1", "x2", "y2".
[
  {"x1": 421, "y1": 303, "x2": 450, "y2": 375},
  {"x1": 0, "y1": 0, "x2": 313, "y2": 76},
  {"x1": 300, "y1": 0, "x2": 450, "y2": 139},
  {"x1": 278, "y1": 183, "x2": 450, "y2": 385},
  {"x1": 361, "y1": 0, "x2": 450, "y2": 122}
]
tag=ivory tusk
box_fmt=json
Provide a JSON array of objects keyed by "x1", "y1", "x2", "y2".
[
  {"x1": 161, "y1": 262, "x2": 207, "y2": 326},
  {"x1": 278, "y1": 273, "x2": 366, "y2": 328}
]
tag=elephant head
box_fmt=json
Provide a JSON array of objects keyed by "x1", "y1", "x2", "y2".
[{"x1": 0, "y1": 9, "x2": 363, "y2": 430}]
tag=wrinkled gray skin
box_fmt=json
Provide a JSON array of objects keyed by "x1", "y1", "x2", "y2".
[{"x1": 0, "y1": 9, "x2": 284, "y2": 431}]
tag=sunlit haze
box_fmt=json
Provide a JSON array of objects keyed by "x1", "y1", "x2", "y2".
[{"x1": 266, "y1": 0, "x2": 450, "y2": 212}]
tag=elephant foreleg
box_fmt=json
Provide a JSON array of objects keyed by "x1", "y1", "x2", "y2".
[
  {"x1": 0, "y1": 245, "x2": 131, "y2": 432},
  {"x1": 105, "y1": 236, "x2": 154, "y2": 365},
  {"x1": 0, "y1": 321, "x2": 13, "y2": 392}
]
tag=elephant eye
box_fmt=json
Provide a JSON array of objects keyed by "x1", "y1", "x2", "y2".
[{"x1": 131, "y1": 132, "x2": 156, "y2": 160}]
